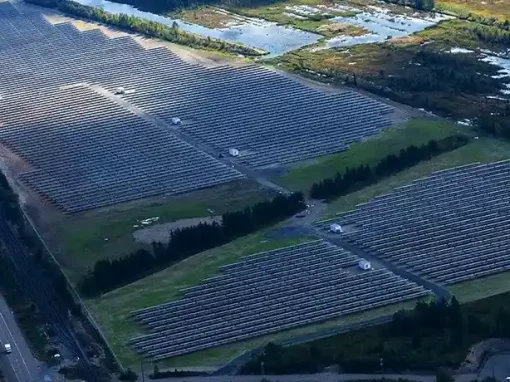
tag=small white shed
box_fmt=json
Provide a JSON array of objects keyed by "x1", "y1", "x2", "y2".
[
  {"x1": 171, "y1": 117, "x2": 182, "y2": 125},
  {"x1": 329, "y1": 223, "x2": 343, "y2": 233},
  {"x1": 359, "y1": 259, "x2": 371, "y2": 271},
  {"x1": 229, "y1": 148, "x2": 240, "y2": 157}
]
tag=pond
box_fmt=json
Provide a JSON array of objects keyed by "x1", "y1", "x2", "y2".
[{"x1": 74, "y1": 0, "x2": 322, "y2": 55}]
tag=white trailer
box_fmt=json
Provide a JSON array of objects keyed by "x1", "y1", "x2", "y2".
[
  {"x1": 359, "y1": 259, "x2": 371, "y2": 271},
  {"x1": 229, "y1": 148, "x2": 240, "y2": 157},
  {"x1": 329, "y1": 223, "x2": 343, "y2": 233}
]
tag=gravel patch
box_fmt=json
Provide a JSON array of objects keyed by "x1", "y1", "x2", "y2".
[{"x1": 133, "y1": 216, "x2": 221, "y2": 244}]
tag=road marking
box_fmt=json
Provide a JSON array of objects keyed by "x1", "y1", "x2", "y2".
[{"x1": 0, "y1": 310, "x2": 33, "y2": 380}]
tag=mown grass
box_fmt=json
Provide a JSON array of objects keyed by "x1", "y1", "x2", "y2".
[
  {"x1": 275, "y1": 119, "x2": 464, "y2": 192},
  {"x1": 449, "y1": 271, "x2": 510, "y2": 303},
  {"x1": 158, "y1": 298, "x2": 423, "y2": 369},
  {"x1": 55, "y1": 180, "x2": 274, "y2": 280},
  {"x1": 87, "y1": 229, "x2": 315, "y2": 369},
  {"x1": 321, "y1": 136, "x2": 510, "y2": 218}
]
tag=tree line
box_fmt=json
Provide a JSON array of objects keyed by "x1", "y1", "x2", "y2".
[
  {"x1": 241, "y1": 294, "x2": 510, "y2": 374},
  {"x1": 0, "y1": 171, "x2": 118, "y2": 378},
  {"x1": 463, "y1": 13, "x2": 510, "y2": 31},
  {"x1": 381, "y1": 0, "x2": 434, "y2": 11},
  {"x1": 78, "y1": 192, "x2": 306, "y2": 297},
  {"x1": 25, "y1": 0, "x2": 265, "y2": 56},
  {"x1": 310, "y1": 135, "x2": 469, "y2": 200},
  {"x1": 477, "y1": 111, "x2": 510, "y2": 139}
]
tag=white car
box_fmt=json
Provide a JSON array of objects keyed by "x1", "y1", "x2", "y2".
[{"x1": 4, "y1": 343, "x2": 11, "y2": 353}]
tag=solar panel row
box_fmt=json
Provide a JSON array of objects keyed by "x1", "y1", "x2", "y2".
[
  {"x1": 318, "y1": 161, "x2": 510, "y2": 285},
  {"x1": 129, "y1": 240, "x2": 430, "y2": 359}
]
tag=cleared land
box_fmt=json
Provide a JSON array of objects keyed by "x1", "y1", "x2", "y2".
[
  {"x1": 449, "y1": 271, "x2": 510, "y2": 303},
  {"x1": 275, "y1": 119, "x2": 464, "y2": 192},
  {"x1": 47, "y1": 180, "x2": 274, "y2": 280},
  {"x1": 87, "y1": 230, "x2": 316, "y2": 368}
]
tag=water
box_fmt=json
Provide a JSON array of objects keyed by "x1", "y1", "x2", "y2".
[
  {"x1": 74, "y1": 0, "x2": 321, "y2": 55},
  {"x1": 450, "y1": 47, "x2": 474, "y2": 54},
  {"x1": 322, "y1": 6, "x2": 452, "y2": 49},
  {"x1": 481, "y1": 52, "x2": 510, "y2": 95}
]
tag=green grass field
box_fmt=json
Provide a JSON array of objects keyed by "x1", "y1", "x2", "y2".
[
  {"x1": 52, "y1": 180, "x2": 274, "y2": 280},
  {"x1": 449, "y1": 271, "x2": 510, "y2": 303},
  {"x1": 321, "y1": 136, "x2": 510, "y2": 218},
  {"x1": 87, "y1": 229, "x2": 315, "y2": 369},
  {"x1": 275, "y1": 119, "x2": 465, "y2": 192}
]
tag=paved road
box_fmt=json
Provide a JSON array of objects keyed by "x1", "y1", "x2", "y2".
[
  {"x1": 154, "y1": 372, "x2": 479, "y2": 382},
  {"x1": 478, "y1": 353, "x2": 510, "y2": 381},
  {"x1": 0, "y1": 293, "x2": 38, "y2": 382},
  {"x1": 0, "y1": 216, "x2": 102, "y2": 381},
  {"x1": 311, "y1": 226, "x2": 452, "y2": 301}
]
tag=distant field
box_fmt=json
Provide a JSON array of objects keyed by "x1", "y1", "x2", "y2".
[
  {"x1": 87, "y1": 230, "x2": 315, "y2": 368},
  {"x1": 275, "y1": 119, "x2": 464, "y2": 192},
  {"x1": 321, "y1": 136, "x2": 510, "y2": 218},
  {"x1": 449, "y1": 271, "x2": 510, "y2": 303},
  {"x1": 50, "y1": 180, "x2": 275, "y2": 280},
  {"x1": 436, "y1": 0, "x2": 510, "y2": 23}
]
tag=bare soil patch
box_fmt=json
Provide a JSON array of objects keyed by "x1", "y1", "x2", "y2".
[{"x1": 133, "y1": 216, "x2": 222, "y2": 244}]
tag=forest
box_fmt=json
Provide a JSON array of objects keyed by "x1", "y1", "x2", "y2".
[
  {"x1": 241, "y1": 294, "x2": 510, "y2": 374},
  {"x1": 78, "y1": 192, "x2": 306, "y2": 296},
  {"x1": 310, "y1": 135, "x2": 469, "y2": 200}
]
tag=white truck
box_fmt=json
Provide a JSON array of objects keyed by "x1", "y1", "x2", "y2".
[{"x1": 4, "y1": 343, "x2": 11, "y2": 353}]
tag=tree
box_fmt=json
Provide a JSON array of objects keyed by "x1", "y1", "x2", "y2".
[
  {"x1": 449, "y1": 296, "x2": 464, "y2": 345},
  {"x1": 435, "y1": 367, "x2": 454, "y2": 382},
  {"x1": 119, "y1": 368, "x2": 138, "y2": 381}
]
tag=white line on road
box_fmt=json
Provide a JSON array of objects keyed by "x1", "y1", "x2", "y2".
[{"x1": 0, "y1": 309, "x2": 33, "y2": 381}]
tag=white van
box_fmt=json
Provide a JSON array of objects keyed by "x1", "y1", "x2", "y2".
[{"x1": 4, "y1": 343, "x2": 11, "y2": 353}]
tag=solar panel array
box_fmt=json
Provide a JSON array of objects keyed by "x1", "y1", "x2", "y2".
[
  {"x1": 100, "y1": 71, "x2": 394, "y2": 167},
  {"x1": 0, "y1": 86, "x2": 244, "y2": 212},
  {"x1": 0, "y1": 1, "x2": 394, "y2": 211},
  {"x1": 129, "y1": 240, "x2": 430, "y2": 359},
  {"x1": 318, "y1": 161, "x2": 510, "y2": 285},
  {"x1": 0, "y1": 3, "x2": 246, "y2": 212}
]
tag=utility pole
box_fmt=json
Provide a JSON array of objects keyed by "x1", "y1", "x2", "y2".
[
  {"x1": 261, "y1": 361, "x2": 265, "y2": 376},
  {"x1": 141, "y1": 360, "x2": 145, "y2": 382}
]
